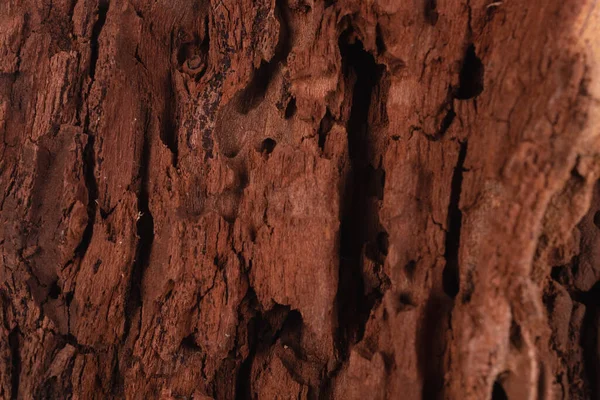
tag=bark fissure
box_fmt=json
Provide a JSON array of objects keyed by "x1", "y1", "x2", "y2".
[
  {"x1": 567, "y1": 279, "x2": 600, "y2": 399},
  {"x1": 161, "y1": 72, "x2": 179, "y2": 167},
  {"x1": 318, "y1": 108, "x2": 334, "y2": 151},
  {"x1": 76, "y1": 136, "x2": 98, "y2": 258},
  {"x1": 581, "y1": 285, "x2": 600, "y2": 399},
  {"x1": 442, "y1": 141, "x2": 467, "y2": 299},
  {"x1": 424, "y1": 0, "x2": 439, "y2": 25},
  {"x1": 89, "y1": 2, "x2": 108, "y2": 80},
  {"x1": 2, "y1": 0, "x2": 599, "y2": 398},
  {"x1": 455, "y1": 44, "x2": 484, "y2": 100},
  {"x1": 75, "y1": 1, "x2": 109, "y2": 259},
  {"x1": 234, "y1": 290, "x2": 261, "y2": 400},
  {"x1": 124, "y1": 113, "x2": 155, "y2": 341},
  {"x1": 8, "y1": 327, "x2": 20, "y2": 400},
  {"x1": 336, "y1": 30, "x2": 384, "y2": 352}
]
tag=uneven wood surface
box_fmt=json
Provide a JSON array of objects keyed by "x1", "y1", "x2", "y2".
[{"x1": 1, "y1": 0, "x2": 600, "y2": 398}]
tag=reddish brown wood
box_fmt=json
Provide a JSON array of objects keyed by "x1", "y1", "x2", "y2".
[{"x1": 1, "y1": 0, "x2": 599, "y2": 398}]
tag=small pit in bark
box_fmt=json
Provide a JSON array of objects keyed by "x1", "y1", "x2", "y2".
[{"x1": 260, "y1": 138, "x2": 277, "y2": 155}]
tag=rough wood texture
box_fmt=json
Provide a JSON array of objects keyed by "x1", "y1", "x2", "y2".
[{"x1": 1, "y1": 0, "x2": 600, "y2": 398}]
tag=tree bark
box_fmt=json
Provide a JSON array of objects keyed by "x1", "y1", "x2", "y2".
[{"x1": 1, "y1": 0, "x2": 600, "y2": 398}]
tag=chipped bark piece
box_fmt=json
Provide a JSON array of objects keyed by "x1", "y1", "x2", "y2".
[{"x1": 1, "y1": 0, "x2": 600, "y2": 398}]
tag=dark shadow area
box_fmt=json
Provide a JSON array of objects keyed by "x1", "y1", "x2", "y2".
[
  {"x1": 336, "y1": 27, "x2": 385, "y2": 354},
  {"x1": 455, "y1": 44, "x2": 484, "y2": 100}
]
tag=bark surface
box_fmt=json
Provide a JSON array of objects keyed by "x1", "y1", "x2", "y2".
[{"x1": 1, "y1": 0, "x2": 600, "y2": 399}]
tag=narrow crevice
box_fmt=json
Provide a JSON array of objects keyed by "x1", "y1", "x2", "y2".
[
  {"x1": 175, "y1": 32, "x2": 191, "y2": 67},
  {"x1": 580, "y1": 281, "x2": 600, "y2": 399},
  {"x1": 134, "y1": 47, "x2": 146, "y2": 70},
  {"x1": 8, "y1": 327, "x2": 21, "y2": 400},
  {"x1": 284, "y1": 96, "x2": 296, "y2": 119},
  {"x1": 336, "y1": 28, "x2": 385, "y2": 354},
  {"x1": 10, "y1": 12, "x2": 28, "y2": 80},
  {"x1": 161, "y1": 72, "x2": 179, "y2": 167},
  {"x1": 317, "y1": 108, "x2": 334, "y2": 150},
  {"x1": 74, "y1": 0, "x2": 108, "y2": 259},
  {"x1": 110, "y1": 349, "x2": 125, "y2": 397},
  {"x1": 123, "y1": 114, "x2": 155, "y2": 340},
  {"x1": 75, "y1": 134, "x2": 98, "y2": 258},
  {"x1": 236, "y1": 0, "x2": 291, "y2": 114},
  {"x1": 89, "y1": 1, "x2": 109, "y2": 80},
  {"x1": 200, "y1": 15, "x2": 210, "y2": 65},
  {"x1": 538, "y1": 362, "x2": 547, "y2": 400},
  {"x1": 375, "y1": 24, "x2": 386, "y2": 55},
  {"x1": 235, "y1": 296, "x2": 296, "y2": 399},
  {"x1": 491, "y1": 379, "x2": 508, "y2": 400},
  {"x1": 461, "y1": 270, "x2": 475, "y2": 303},
  {"x1": 593, "y1": 210, "x2": 600, "y2": 229},
  {"x1": 236, "y1": 63, "x2": 269, "y2": 114},
  {"x1": 436, "y1": 107, "x2": 456, "y2": 139},
  {"x1": 376, "y1": 231, "x2": 389, "y2": 256},
  {"x1": 235, "y1": 290, "x2": 262, "y2": 400},
  {"x1": 509, "y1": 320, "x2": 523, "y2": 350},
  {"x1": 365, "y1": 228, "x2": 389, "y2": 264},
  {"x1": 442, "y1": 141, "x2": 467, "y2": 298},
  {"x1": 48, "y1": 280, "x2": 61, "y2": 299},
  {"x1": 235, "y1": 321, "x2": 256, "y2": 400},
  {"x1": 467, "y1": 0, "x2": 474, "y2": 38},
  {"x1": 366, "y1": 164, "x2": 386, "y2": 200},
  {"x1": 417, "y1": 293, "x2": 451, "y2": 399},
  {"x1": 192, "y1": 45, "x2": 210, "y2": 83},
  {"x1": 454, "y1": 44, "x2": 484, "y2": 100},
  {"x1": 424, "y1": 0, "x2": 439, "y2": 25},
  {"x1": 99, "y1": 204, "x2": 116, "y2": 220},
  {"x1": 422, "y1": 92, "x2": 456, "y2": 142},
  {"x1": 65, "y1": 290, "x2": 74, "y2": 336}
]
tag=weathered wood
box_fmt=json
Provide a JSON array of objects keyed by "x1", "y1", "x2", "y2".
[{"x1": 1, "y1": 0, "x2": 599, "y2": 398}]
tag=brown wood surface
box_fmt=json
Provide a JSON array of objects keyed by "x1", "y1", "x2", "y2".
[{"x1": 1, "y1": 0, "x2": 600, "y2": 398}]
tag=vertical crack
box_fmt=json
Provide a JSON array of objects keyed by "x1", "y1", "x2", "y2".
[
  {"x1": 235, "y1": 310, "x2": 260, "y2": 399},
  {"x1": 235, "y1": 291, "x2": 293, "y2": 399},
  {"x1": 110, "y1": 349, "x2": 124, "y2": 397},
  {"x1": 76, "y1": 134, "x2": 99, "y2": 257},
  {"x1": 424, "y1": 0, "x2": 439, "y2": 25},
  {"x1": 8, "y1": 327, "x2": 21, "y2": 400},
  {"x1": 454, "y1": 44, "x2": 484, "y2": 100},
  {"x1": 442, "y1": 141, "x2": 467, "y2": 298},
  {"x1": 89, "y1": 1, "x2": 108, "y2": 80},
  {"x1": 317, "y1": 108, "x2": 333, "y2": 151},
  {"x1": 580, "y1": 281, "x2": 600, "y2": 399},
  {"x1": 123, "y1": 113, "x2": 154, "y2": 340},
  {"x1": 161, "y1": 72, "x2": 179, "y2": 167},
  {"x1": 75, "y1": 1, "x2": 109, "y2": 258},
  {"x1": 336, "y1": 28, "x2": 384, "y2": 353},
  {"x1": 551, "y1": 263, "x2": 600, "y2": 398}
]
